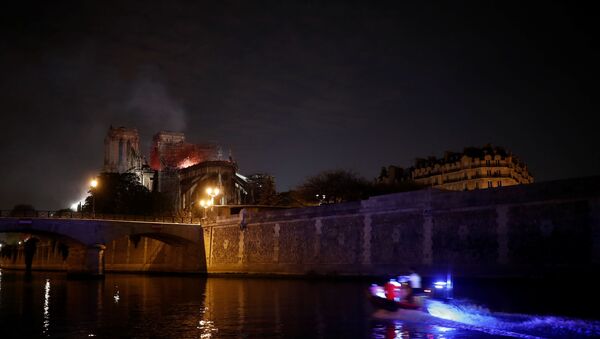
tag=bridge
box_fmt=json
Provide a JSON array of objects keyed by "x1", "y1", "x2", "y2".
[{"x1": 0, "y1": 216, "x2": 204, "y2": 277}]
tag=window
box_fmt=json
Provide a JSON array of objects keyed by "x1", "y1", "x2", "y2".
[
  {"x1": 486, "y1": 160, "x2": 490, "y2": 166},
  {"x1": 498, "y1": 181, "x2": 502, "y2": 187},
  {"x1": 487, "y1": 170, "x2": 491, "y2": 176},
  {"x1": 488, "y1": 181, "x2": 493, "y2": 188}
]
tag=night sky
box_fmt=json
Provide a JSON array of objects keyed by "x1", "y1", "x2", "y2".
[{"x1": 1, "y1": 1, "x2": 598, "y2": 209}]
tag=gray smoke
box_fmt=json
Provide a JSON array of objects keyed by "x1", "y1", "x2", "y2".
[{"x1": 127, "y1": 78, "x2": 187, "y2": 133}]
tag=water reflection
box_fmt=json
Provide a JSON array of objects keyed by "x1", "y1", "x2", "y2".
[
  {"x1": 1, "y1": 272, "x2": 597, "y2": 338},
  {"x1": 42, "y1": 278, "x2": 50, "y2": 335},
  {"x1": 113, "y1": 284, "x2": 119, "y2": 304},
  {"x1": 197, "y1": 319, "x2": 218, "y2": 338},
  {"x1": 0, "y1": 273, "x2": 496, "y2": 338},
  {"x1": 201, "y1": 278, "x2": 367, "y2": 337},
  {"x1": 370, "y1": 320, "x2": 463, "y2": 339}
]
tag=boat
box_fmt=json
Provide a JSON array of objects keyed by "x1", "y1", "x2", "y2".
[{"x1": 368, "y1": 274, "x2": 453, "y2": 318}]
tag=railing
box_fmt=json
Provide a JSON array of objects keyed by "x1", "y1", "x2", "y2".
[
  {"x1": 0, "y1": 210, "x2": 203, "y2": 224},
  {"x1": 0, "y1": 205, "x2": 289, "y2": 224}
]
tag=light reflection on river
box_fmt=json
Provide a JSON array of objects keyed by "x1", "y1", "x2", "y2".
[{"x1": 0, "y1": 270, "x2": 598, "y2": 338}]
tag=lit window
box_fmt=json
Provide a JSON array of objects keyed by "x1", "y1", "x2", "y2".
[{"x1": 488, "y1": 181, "x2": 493, "y2": 188}]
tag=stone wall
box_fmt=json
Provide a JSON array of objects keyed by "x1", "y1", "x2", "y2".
[{"x1": 202, "y1": 176, "x2": 600, "y2": 277}]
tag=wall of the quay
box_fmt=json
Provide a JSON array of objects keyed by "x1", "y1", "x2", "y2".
[{"x1": 203, "y1": 176, "x2": 600, "y2": 277}]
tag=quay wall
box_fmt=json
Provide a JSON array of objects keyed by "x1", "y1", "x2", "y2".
[{"x1": 202, "y1": 176, "x2": 600, "y2": 277}]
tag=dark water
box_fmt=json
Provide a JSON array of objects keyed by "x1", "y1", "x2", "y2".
[{"x1": 0, "y1": 270, "x2": 599, "y2": 338}]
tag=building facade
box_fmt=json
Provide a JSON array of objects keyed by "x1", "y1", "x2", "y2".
[
  {"x1": 103, "y1": 126, "x2": 154, "y2": 190},
  {"x1": 103, "y1": 126, "x2": 141, "y2": 173},
  {"x1": 380, "y1": 145, "x2": 533, "y2": 191},
  {"x1": 413, "y1": 145, "x2": 533, "y2": 190}
]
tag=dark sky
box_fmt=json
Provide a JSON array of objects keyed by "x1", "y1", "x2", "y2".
[{"x1": 0, "y1": 1, "x2": 598, "y2": 209}]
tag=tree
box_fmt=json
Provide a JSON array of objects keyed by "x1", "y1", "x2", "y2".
[
  {"x1": 272, "y1": 191, "x2": 305, "y2": 208},
  {"x1": 295, "y1": 169, "x2": 426, "y2": 206},
  {"x1": 296, "y1": 170, "x2": 371, "y2": 205},
  {"x1": 247, "y1": 173, "x2": 277, "y2": 205},
  {"x1": 83, "y1": 172, "x2": 170, "y2": 215}
]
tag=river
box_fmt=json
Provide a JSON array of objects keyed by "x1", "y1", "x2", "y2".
[{"x1": 0, "y1": 270, "x2": 599, "y2": 338}]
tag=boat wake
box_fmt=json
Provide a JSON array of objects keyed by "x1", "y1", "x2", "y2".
[{"x1": 422, "y1": 299, "x2": 600, "y2": 338}]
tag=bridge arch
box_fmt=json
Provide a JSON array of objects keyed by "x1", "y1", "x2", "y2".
[
  {"x1": 0, "y1": 222, "x2": 100, "y2": 277},
  {"x1": 0, "y1": 217, "x2": 205, "y2": 276}
]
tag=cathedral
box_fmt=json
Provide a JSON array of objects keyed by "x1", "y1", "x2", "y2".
[{"x1": 103, "y1": 126, "x2": 260, "y2": 213}]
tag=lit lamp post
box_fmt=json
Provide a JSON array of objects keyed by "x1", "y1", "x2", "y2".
[
  {"x1": 90, "y1": 178, "x2": 98, "y2": 217},
  {"x1": 206, "y1": 187, "x2": 220, "y2": 206},
  {"x1": 202, "y1": 186, "x2": 221, "y2": 221},
  {"x1": 316, "y1": 194, "x2": 326, "y2": 205},
  {"x1": 199, "y1": 199, "x2": 213, "y2": 219}
]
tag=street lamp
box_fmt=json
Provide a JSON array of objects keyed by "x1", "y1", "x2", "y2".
[
  {"x1": 206, "y1": 187, "x2": 220, "y2": 203},
  {"x1": 199, "y1": 199, "x2": 213, "y2": 219},
  {"x1": 90, "y1": 178, "x2": 98, "y2": 217},
  {"x1": 202, "y1": 186, "x2": 221, "y2": 221},
  {"x1": 316, "y1": 194, "x2": 326, "y2": 205}
]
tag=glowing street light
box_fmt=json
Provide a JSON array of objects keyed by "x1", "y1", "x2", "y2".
[
  {"x1": 205, "y1": 186, "x2": 221, "y2": 206},
  {"x1": 199, "y1": 199, "x2": 213, "y2": 208},
  {"x1": 316, "y1": 194, "x2": 326, "y2": 205},
  {"x1": 199, "y1": 199, "x2": 213, "y2": 218},
  {"x1": 206, "y1": 187, "x2": 220, "y2": 198},
  {"x1": 90, "y1": 178, "x2": 98, "y2": 217},
  {"x1": 201, "y1": 186, "x2": 222, "y2": 221}
]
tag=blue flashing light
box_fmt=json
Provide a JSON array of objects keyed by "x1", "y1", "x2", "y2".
[{"x1": 433, "y1": 279, "x2": 452, "y2": 289}]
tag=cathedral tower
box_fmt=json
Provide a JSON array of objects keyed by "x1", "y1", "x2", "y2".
[{"x1": 103, "y1": 126, "x2": 142, "y2": 173}]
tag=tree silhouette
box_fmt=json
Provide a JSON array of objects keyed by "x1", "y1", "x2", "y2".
[
  {"x1": 296, "y1": 170, "x2": 371, "y2": 204},
  {"x1": 83, "y1": 172, "x2": 171, "y2": 215}
]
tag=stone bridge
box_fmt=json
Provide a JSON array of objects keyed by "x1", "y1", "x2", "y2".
[{"x1": 0, "y1": 218, "x2": 203, "y2": 277}]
